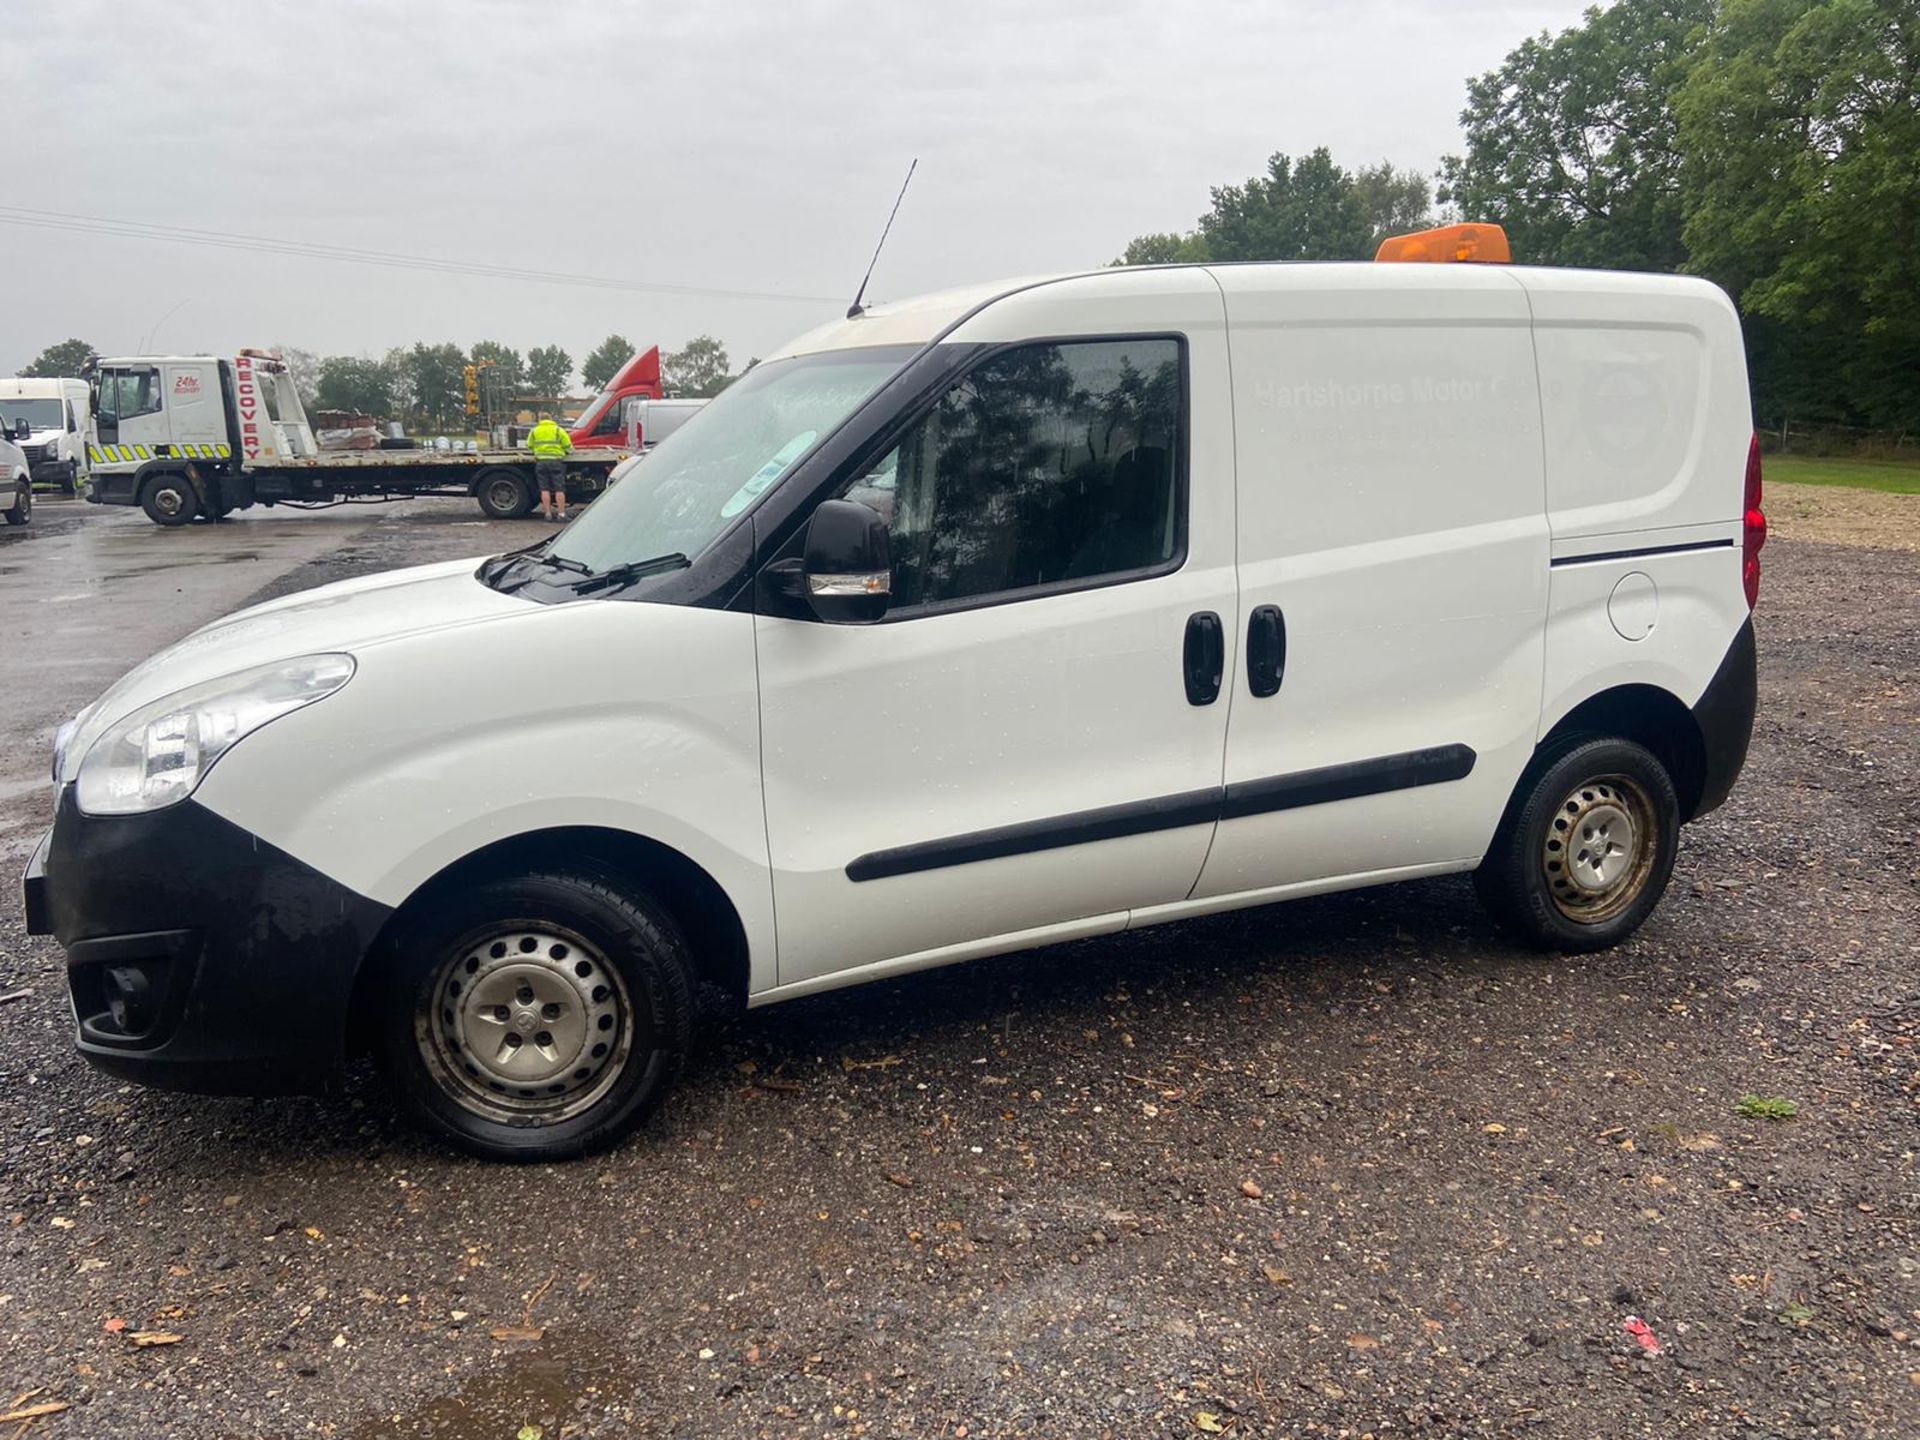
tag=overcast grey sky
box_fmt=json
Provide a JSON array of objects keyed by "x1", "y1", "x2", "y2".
[{"x1": 4, "y1": 0, "x2": 1594, "y2": 386}]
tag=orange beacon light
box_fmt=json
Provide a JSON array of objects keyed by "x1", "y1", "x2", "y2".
[{"x1": 1374, "y1": 222, "x2": 1512, "y2": 264}]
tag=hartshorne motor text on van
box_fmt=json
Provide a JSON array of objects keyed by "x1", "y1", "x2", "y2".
[{"x1": 23, "y1": 225, "x2": 1765, "y2": 1161}]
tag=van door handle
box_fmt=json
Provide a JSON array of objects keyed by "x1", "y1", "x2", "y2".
[
  {"x1": 1183, "y1": 611, "x2": 1224, "y2": 706},
  {"x1": 1247, "y1": 605, "x2": 1286, "y2": 697}
]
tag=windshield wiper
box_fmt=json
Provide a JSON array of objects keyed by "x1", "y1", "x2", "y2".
[
  {"x1": 480, "y1": 542, "x2": 591, "y2": 592},
  {"x1": 567, "y1": 551, "x2": 690, "y2": 595}
]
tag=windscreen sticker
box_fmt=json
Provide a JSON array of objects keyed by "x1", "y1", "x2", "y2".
[{"x1": 720, "y1": 430, "x2": 817, "y2": 518}]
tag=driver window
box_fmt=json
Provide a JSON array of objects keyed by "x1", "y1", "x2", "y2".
[
  {"x1": 840, "y1": 338, "x2": 1184, "y2": 611},
  {"x1": 592, "y1": 400, "x2": 627, "y2": 437},
  {"x1": 99, "y1": 368, "x2": 161, "y2": 420}
]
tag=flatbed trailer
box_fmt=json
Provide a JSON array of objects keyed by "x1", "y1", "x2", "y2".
[{"x1": 83, "y1": 349, "x2": 633, "y2": 526}]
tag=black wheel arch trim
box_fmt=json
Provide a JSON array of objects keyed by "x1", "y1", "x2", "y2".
[{"x1": 1688, "y1": 616, "x2": 1757, "y2": 819}]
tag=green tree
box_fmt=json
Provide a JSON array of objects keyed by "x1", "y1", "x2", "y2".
[
  {"x1": 1440, "y1": 0, "x2": 1712, "y2": 270},
  {"x1": 278, "y1": 345, "x2": 321, "y2": 411},
  {"x1": 314, "y1": 355, "x2": 397, "y2": 417},
  {"x1": 526, "y1": 345, "x2": 573, "y2": 401},
  {"x1": 22, "y1": 338, "x2": 97, "y2": 377},
  {"x1": 663, "y1": 334, "x2": 732, "y2": 397},
  {"x1": 1110, "y1": 231, "x2": 1211, "y2": 267},
  {"x1": 1199, "y1": 148, "x2": 1375, "y2": 261},
  {"x1": 406, "y1": 342, "x2": 469, "y2": 429},
  {"x1": 1678, "y1": 0, "x2": 1920, "y2": 430},
  {"x1": 1352, "y1": 161, "x2": 1434, "y2": 249},
  {"x1": 1113, "y1": 149, "x2": 1383, "y2": 267},
  {"x1": 581, "y1": 334, "x2": 635, "y2": 393},
  {"x1": 381, "y1": 346, "x2": 416, "y2": 419}
]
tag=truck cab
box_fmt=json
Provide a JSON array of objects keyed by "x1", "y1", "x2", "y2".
[{"x1": 567, "y1": 346, "x2": 666, "y2": 449}]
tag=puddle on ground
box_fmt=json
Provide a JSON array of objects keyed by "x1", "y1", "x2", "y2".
[{"x1": 346, "y1": 1328, "x2": 646, "y2": 1440}]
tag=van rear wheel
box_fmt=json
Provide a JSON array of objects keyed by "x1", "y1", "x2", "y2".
[
  {"x1": 379, "y1": 870, "x2": 695, "y2": 1161},
  {"x1": 1474, "y1": 736, "x2": 1679, "y2": 952},
  {"x1": 3, "y1": 483, "x2": 28, "y2": 526}
]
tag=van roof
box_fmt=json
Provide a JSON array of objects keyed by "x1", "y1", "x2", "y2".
[
  {"x1": 0, "y1": 376, "x2": 88, "y2": 391},
  {"x1": 765, "y1": 262, "x2": 1734, "y2": 361}
]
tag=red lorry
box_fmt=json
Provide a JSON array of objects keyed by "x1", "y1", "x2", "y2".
[{"x1": 568, "y1": 347, "x2": 666, "y2": 449}]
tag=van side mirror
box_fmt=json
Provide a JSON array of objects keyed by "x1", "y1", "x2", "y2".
[
  {"x1": 8, "y1": 420, "x2": 28, "y2": 442},
  {"x1": 801, "y1": 499, "x2": 891, "y2": 623}
]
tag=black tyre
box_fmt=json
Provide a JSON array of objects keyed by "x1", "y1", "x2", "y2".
[
  {"x1": 1474, "y1": 736, "x2": 1680, "y2": 952},
  {"x1": 475, "y1": 467, "x2": 536, "y2": 520},
  {"x1": 60, "y1": 463, "x2": 77, "y2": 496},
  {"x1": 378, "y1": 871, "x2": 696, "y2": 1161},
  {"x1": 3, "y1": 482, "x2": 28, "y2": 526},
  {"x1": 139, "y1": 473, "x2": 198, "y2": 526}
]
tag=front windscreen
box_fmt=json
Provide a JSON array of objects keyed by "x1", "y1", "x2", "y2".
[
  {"x1": 0, "y1": 397, "x2": 63, "y2": 430},
  {"x1": 547, "y1": 346, "x2": 914, "y2": 575}
]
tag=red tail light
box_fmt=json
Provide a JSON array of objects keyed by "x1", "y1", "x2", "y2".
[{"x1": 1742, "y1": 433, "x2": 1766, "y2": 609}]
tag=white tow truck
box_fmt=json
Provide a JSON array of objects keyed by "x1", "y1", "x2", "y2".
[{"x1": 84, "y1": 349, "x2": 634, "y2": 526}]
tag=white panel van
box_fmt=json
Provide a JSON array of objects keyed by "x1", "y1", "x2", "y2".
[
  {"x1": 0, "y1": 376, "x2": 90, "y2": 494},
  {"x1": 24, "y1": 232, "x2": 1765, "y2": 1160}
]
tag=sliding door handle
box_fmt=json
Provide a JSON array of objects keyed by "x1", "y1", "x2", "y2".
[
  {"x1": 1183, "y1": 611, "x2": 1224, "y2": 706},
  {"x1": 1247, "y1": 605, "x2": 1286, "y2": 698}
]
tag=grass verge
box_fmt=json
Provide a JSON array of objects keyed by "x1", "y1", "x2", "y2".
[{"x1": 1765, "y1": 455, "x2": 1920, "y2": 494}]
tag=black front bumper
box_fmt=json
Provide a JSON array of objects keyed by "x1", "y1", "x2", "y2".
[{"x1": 24, "y1": 787, "x2": 392, "y2": 1095}]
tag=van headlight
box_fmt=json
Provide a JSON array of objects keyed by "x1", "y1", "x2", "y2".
[{"x1": 75, "y1": 654, "x2": 355, "y2": 816}]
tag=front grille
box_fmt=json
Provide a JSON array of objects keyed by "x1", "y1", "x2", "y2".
[{"x1": 23, "y1": 443, "x2": 50, "y2": 465}]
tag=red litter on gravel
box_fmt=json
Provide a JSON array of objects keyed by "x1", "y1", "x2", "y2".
[{"x1": 1623, "y1": 1315, "x2": 1663, "y2": 1355}]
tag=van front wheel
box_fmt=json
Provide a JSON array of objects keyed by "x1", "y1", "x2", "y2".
[
  {"x1": 1474, "y1": 737, "x2": 1679, "y2": 953},
  {"x1": 379, "y1": 871, "x2": 696, "y2": 1161}
]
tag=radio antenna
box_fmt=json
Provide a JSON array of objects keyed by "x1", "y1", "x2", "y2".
[{"x1": 848, "y1": 158, "x2": 917, "y2": 319}]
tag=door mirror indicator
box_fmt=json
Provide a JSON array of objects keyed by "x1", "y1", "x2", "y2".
[{"x1": 802, "y1": 499, "x2": 891, "y2": 623}]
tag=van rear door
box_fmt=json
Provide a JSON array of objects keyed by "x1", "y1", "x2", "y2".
[{"x1": 1188, "y1": 266, "x2": 1549, "y2": 902}]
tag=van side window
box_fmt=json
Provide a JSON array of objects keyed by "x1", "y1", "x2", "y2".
[{"x1": 843, "y1": 338, "x2": 1184, "y2": 611}]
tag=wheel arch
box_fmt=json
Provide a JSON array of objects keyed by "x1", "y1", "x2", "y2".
[
  {"x1": 1537, "y1": 683, "x2": 1707, "y2": 821},
  {"x1": 135, "y1": 461, "x2": 210, "y2": 515},
  {"x1": 346, "y1": 825, "x2": 751, "y2": 1056}
]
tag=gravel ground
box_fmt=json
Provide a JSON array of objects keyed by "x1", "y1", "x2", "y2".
[
  {"x1": 1766, "y1": 483, "x2": 1920, "y2": 552},
  {"x1": 0, "y1": 495, "x2": 1915, "y2": 1439}
]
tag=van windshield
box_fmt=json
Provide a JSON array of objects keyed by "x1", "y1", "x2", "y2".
[
  {"x1": 0, "y1": 398, "x2": 63, "y2": 430},
  {"x1": 546, "y1": 346, "x2": 913, "y2": 576}
]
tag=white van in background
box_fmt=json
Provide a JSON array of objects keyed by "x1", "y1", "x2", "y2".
[
  {"x1": 25, "y1": 225, "x2": 1764, "y2": 1161},
  {"x1": 0, "y1": 377, "x2": 90, "y2": 494},
  {"x1": 620, "y1": 396, "x2": 708, "y2": 450}
]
